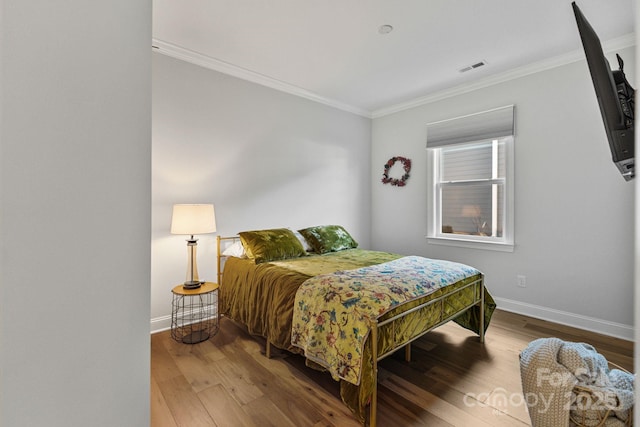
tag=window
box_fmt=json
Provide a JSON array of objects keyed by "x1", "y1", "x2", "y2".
[{"x1": 426, "y1": 106, "x2": 514, "y2": 251}]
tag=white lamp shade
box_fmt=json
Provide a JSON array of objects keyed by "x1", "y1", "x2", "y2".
[
  {"x1": 461, "y1": 205, "x2": 481, "y2": 218},
  {"x1": 170, "y1": 204, "x2": 217, "y2": 235}
]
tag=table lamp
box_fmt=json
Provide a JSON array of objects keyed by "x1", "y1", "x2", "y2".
[
  {"x1": 171, "y1": 204, "x2": 216, "y2": 289},
  {"x1": 461, "y1": 205, "x2": 486, "y2": 235}
]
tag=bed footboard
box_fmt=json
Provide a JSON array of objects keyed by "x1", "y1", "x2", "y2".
[{"x1": 368, "y1": 275, "x2": 485, "y2": 427}]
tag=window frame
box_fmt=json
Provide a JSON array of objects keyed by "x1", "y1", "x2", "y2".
[{"x1": 427, "y1": 136, "x2": 515, "y2": 252}]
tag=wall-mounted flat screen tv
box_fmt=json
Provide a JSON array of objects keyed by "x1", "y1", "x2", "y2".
[{"x1": 572, "y1": 2, "x2": 635, "y2": 181}]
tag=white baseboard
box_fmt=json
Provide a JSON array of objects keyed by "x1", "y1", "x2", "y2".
[
  {"x1": 494, "y1": 297, "x2": 634, "y2": 341},
  {"x1": 150, "y1": 315, "x2": 172, "y2": 334},
  {"x1": 150, "y1": 298, "x2": 634, "y2": 341}
]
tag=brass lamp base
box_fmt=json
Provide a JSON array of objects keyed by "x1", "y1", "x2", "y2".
[{"x1": 183, "y1": 236, "x2": 201, "y2": 289}]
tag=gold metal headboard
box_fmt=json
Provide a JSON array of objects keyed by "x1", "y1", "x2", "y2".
[{"x1": 216, "y1": 235, "x2": 240, "y2": 285}]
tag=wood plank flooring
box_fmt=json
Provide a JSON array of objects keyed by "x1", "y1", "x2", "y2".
[{"x1": 151, "y1": 310, "x2": 633, "y2": 426}]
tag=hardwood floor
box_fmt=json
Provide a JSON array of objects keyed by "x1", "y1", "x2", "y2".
[{"x1": 151, "y1": 310, "x2": 633, "y2": 426}]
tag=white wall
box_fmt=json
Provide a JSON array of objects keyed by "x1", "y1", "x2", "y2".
[
  {"x1": 372, "y1": 46, "x2": 636, "y2": 339},
  {"x1": 0, "y1": 2, "x2": 151, "y2": 426},
  {"x1": 151, "y1": 53, "x2": 372, "y2": 330}
]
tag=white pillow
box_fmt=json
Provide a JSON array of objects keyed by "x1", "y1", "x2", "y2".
[
  {"x1": 222, "y1": 241, "x2": 246, "y2": 258},
  {"x1": 292, "y1": 229, "x2": 313, "y2": 252}
]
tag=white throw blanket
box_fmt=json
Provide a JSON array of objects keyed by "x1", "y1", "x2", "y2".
[{"x1": 520, "y1": 338, "x2": 634, "y2": 427}]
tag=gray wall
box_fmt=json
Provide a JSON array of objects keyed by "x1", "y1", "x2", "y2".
[
  {"x1": 1, "y1": 1, "x2": 151, "y2": 426},
  {"x1": 372, "y1": 46, "x2": 636, "y2": 338},
  {"x1": 151, "y1": 53, "x2": 372, "y2": 329}
]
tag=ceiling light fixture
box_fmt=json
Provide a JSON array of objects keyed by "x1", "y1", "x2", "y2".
[{"x1": 378, "y1": 24, "x2": 394, "y2": 35}]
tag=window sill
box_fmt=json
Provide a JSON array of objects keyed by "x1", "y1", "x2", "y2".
[{"x1": 426, "y1": 236, "x2": 514, "y2": 252}]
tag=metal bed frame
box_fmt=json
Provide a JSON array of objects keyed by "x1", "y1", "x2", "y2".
[{"x1": 216, "y1": 235, "x2": 485, "y2": 427}]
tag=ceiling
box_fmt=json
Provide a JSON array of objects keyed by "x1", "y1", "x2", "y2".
[{"x1": 152, "y1": 0, "x2": 635, "y2": 117}]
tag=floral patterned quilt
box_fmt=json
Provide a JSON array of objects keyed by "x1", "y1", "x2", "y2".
[{"x1": 291, "y1": 255, "x2": 481, "y2": 386}]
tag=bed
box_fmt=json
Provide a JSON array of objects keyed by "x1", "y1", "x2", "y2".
[{"x1": 216, "y1": 226, "x2": 495, "y2": 426}]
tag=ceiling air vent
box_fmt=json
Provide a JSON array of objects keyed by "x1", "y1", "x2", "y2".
[{"x1": 459, "y1": 60, "x2": 487, "y2": 73}]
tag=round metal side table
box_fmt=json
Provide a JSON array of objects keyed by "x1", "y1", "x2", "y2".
[{"x1": 170, "y1": 282, "x2": 219, "y2": 344}]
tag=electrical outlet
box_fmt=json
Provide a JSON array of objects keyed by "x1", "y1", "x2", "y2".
[{"x1": 517, "y1": 275, "x2": 526, "y2": 288}]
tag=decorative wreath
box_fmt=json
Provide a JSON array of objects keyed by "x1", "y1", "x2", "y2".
[{"x1": 381, "y1": 156, "x2": 411, "y2": 187}]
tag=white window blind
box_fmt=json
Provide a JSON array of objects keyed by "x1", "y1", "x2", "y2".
[{"x1": 426, "y1": 105, "x2": 514, "y2": 148}]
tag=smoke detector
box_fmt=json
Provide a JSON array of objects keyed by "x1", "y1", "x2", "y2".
[{"x1": 378, "y1": 25, "x2": 394, "y2": 35}]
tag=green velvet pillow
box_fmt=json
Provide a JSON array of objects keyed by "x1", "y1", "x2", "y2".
[
  {"x1": 298, "y1": 225, "x2": 358, "y2": 254},
  {"x1": 238, "y1": 228, "x2": 307, "y2": 263}
]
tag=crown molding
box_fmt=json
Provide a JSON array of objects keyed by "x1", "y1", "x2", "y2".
[
  {"x1": 152, "y1": 33, "x2": 635, "y2": 121},
  {"x1": 371, "y1": 33, "x2": 635, "y2": 118},
  {"x1": 152, "y1": 39, "x2": 372, "y2": 118}
]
